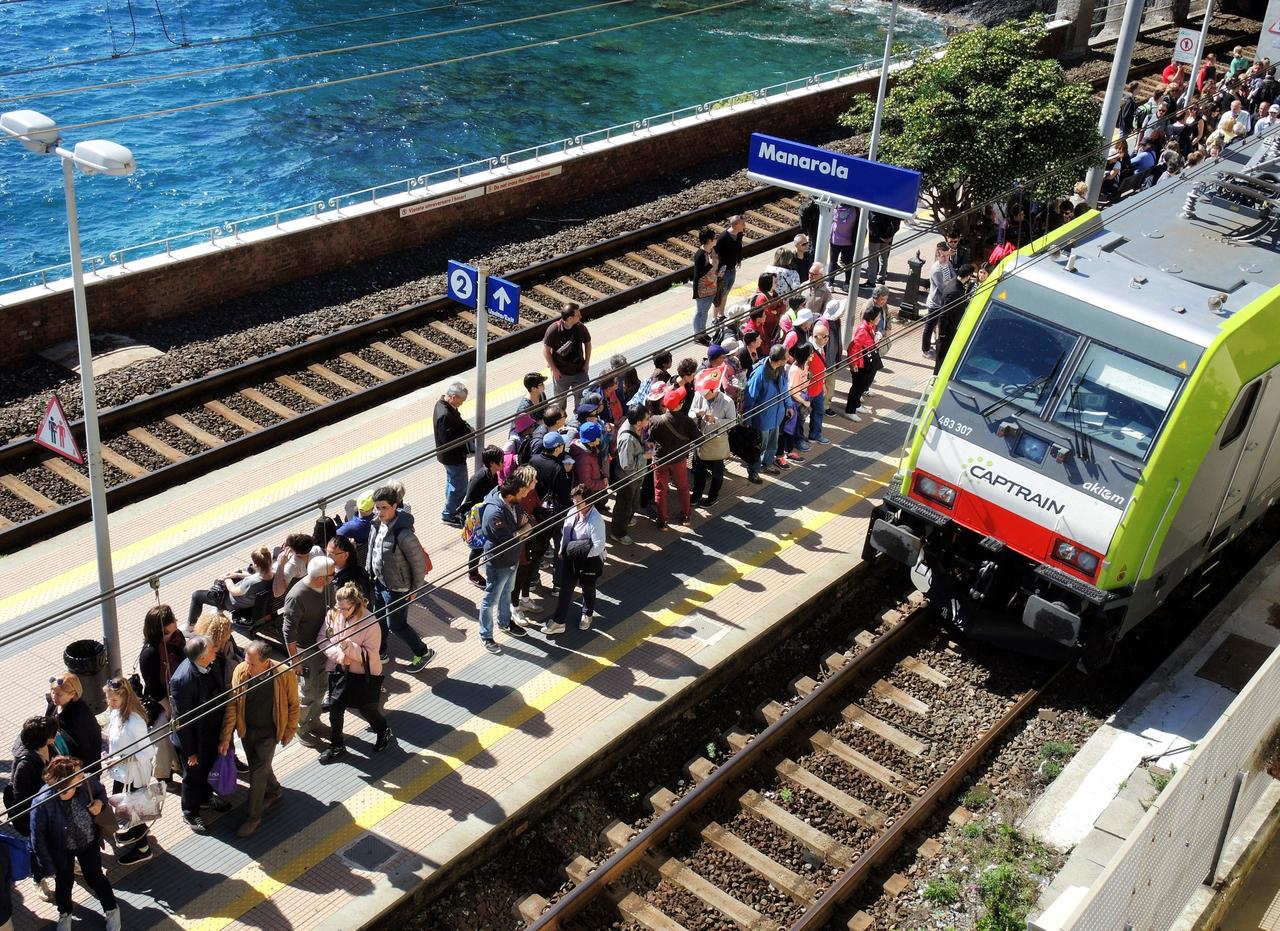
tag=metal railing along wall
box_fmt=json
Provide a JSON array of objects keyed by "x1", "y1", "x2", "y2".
[{"x1": 0, "y1": 47, "x2": 937, "y2": 298}]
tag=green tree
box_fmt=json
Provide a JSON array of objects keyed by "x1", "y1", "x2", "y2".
[{"x1": 839, "y1": 15, "x2": 1103, "y2": 233}]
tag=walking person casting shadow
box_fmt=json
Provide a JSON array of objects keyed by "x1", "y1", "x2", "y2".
[{"x1": 318, "y1": 584, "x2": 393, "y2": 765}]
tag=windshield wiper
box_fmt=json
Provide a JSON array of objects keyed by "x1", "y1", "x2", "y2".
[
  {"x1": 981, "y1": 351, "x2": 1066, "y2": 419},
  {"x1": 1065, "y1": 365, "x2": 1095, "y2": 463}
]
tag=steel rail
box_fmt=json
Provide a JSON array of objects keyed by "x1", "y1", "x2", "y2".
[
  {"x1": 0, "y1": 184, "x2": 796, "y2": 553},
  {"x1": 524, "y1": 607, "x2": 929, "y2": 931},
  {"x1": 791, "y1": 659, "x2": 1071, "y2": 929}
]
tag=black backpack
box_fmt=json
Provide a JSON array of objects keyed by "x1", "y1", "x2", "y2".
[{"x1": 313, "y1": 514, "x2": 340, "y2": 548}]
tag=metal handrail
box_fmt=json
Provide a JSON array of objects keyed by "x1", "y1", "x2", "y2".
[{"x1": 0, "y1": 44, "x2": 941, "y2": 297}]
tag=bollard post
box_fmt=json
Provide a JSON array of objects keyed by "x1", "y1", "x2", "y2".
[{"x1": 900, "y1": 250, "x2": 926, "y2": 319}]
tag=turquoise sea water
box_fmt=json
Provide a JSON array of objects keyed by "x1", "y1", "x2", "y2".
[{"x1": 0, "y1": 0, "x2": 942, "y2": 285}]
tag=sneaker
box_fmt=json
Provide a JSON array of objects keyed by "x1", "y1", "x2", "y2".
[
  {"x1": 579, "y1": 613, "x2": 594, "y2": 631},
  {"x1": 318, "y1": 746, "x2": 347, "y2": 765},
  {"x1": 516, "y1": 595, "x2": 537, "y2": 611},
  {"x1": 482, "y1": 639, "x2": 502, "y2": 655},
  {"x1": 775, "y1": 456, "x2": 791, "y2": 469},
  {"x1": 503, "y1": 620, "x2": 528, "y2": 637},
  {"x1": 812, "y1": 436, "x2": 831, "y2": 444},
  {"x1": 441, "y1": 515, "x2": 463, "y2": 528},
  {"x1": 203, "y1": 796, "x2": 231, "y2": 813},
  {"x1": 106, "y1": 908, "x2": 122, "y2": 931},
  {"x1": 236, "y1": 819, "x2": 261, "y2": 839},
  {"x1": 848, "y1": 412, "x2": 863, "y2": 422},
  {"x1": 923, "y1": 348, "x2": 936, "y2": 358},
  {"x1": 37, "y1": 876, "x2": 55, "y2": 903},
  {"x1": 614, "y1": 534, "x2": 635, "y2": 545},
  {"x1": 184, "y1": 814, "x2": 209, "y2": 834},
  {"x1": 795, "y1": 440, "x2": 812, "y2": 451},
  {"x1": 748, "y1": 472, "x2": 763, "y2": 484},
  {"x1": 787, "y1": 451, "x2": 805, "y2": 462},
  {"x1": 877, "y1": 276, "x2": 887, "y2": 284},
  {"x1": 374, "y1": 728, "x2": 395, "y2": 752},
  {"x1": 118, "y1": 844, "x2": 152, "y2": 865},
  {"x1": 702, "y1": 496, "x2": 719, "y2": 506},
  {"x1": 407, "y1": 649, "x2": 434, "y2": 673},
  {"x1": 764, "y1": 465, "x2": 781, "y2": 476},
  {"x1": 57, "y1": 913, "x2": 72, "y2": 931},
  {"x1": 378, "y1": 650, "x2": 390, "y2": 665},
  {"x1": 825, "y1": 407, "x2": 836, "y2": 416},
  {"x1": 542, "y1": 621, "x2": 566, "y2": 636},
  {"x1": 468, "y1": 572, "x2": 486, "y2": 589},
  {"x1": 116, "y1": 823, "x2": 148, "y2": 846}
]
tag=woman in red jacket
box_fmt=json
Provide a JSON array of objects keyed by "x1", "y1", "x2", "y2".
[{"x1": 844, "y1": 305, "x2": 883, "y2": 423}]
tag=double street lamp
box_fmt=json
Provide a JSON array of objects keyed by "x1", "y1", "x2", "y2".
[{"x1": 0, "y1": 108, "x2": 136, "y2": 677}]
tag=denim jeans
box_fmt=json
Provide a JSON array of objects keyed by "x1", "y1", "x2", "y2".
[
  {"x1": 717, "y1": 267, "x2": 737, "y2": 309},
  {"x1": 442, "y1": 462, "x2": 468, "y2": 522},
  {"x1": 808, "y1": 392, "x2": 826, "y2": 439},
  {"x1": 693, "y1": 295, "x2": 715, "y2": 338},
  {"x1": 479, "y1": 563, "x2": 517, "y2": 640},
  {"x1": 757, "y1": 426, "x2": 780, "y2": 471},
  {"x1": 373, "y1": 581, "x2": 428, "y2": 657}
]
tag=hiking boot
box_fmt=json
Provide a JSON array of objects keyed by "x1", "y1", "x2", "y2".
[
  {"x1": 236, "y1": 819, "x2": 261, "y2": 839},
  {"x1": 118, "y1": 843, "x2": 152, "y2": 866},
  {"x1": 407, "y1": 649, "x2": 434, "y2": 673}
]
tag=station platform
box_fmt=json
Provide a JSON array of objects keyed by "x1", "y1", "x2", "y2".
[{"x1": 0, "y1": 234, "x2": 943, "y2": 929}]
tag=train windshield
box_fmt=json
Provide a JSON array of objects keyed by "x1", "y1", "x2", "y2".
[
  {"x1": 952, "y1": 304, "x2": 1079, "y2": 413},
  {"x1": 1051, "y1": 343, "x2": 1182, "y2": 460}
]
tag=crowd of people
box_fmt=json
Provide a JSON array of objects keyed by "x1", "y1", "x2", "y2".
[
  {"x1": 1104, "y1": 47, "x2": 1277, "y2": 198},
  {"x1": 13, "y1": 41, "x2": 1257, "y2": 926}
]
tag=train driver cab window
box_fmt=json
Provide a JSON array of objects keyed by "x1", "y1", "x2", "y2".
[
  {"x1": 1051, "y1": 343, "x2": 1183, "y2": 460},
  {"x1": 1219, "y1": 381, "x2": 1261, "y2": 449},
  {"x1": 952, "y1": 303, "x2": 1079, "y2": 413}
]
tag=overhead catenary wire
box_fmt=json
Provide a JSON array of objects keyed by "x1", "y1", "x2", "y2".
[
  {"x1": 0, "y1": 101, "x2": 1183, "y2": 647},
  {"x1": 16, "y1": 0, "x2": 754, "y2": 135},
  {"x1": 4, "y1": 164, "x2": 1208, "y2": 827},
  {"x1": 0, "y1": 0, "x2": 495, "y2": 79},
  {"x1": 0, "y1": 0, "x2": 638, "y2": 106}
]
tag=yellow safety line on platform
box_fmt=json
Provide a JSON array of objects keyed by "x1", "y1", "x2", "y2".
[
  {"x1": 0, "y1": 287, "x2": 748, "y2": 623},
  {"x1": 173, "y1": 458, "x2": 896, "y2": 929}
]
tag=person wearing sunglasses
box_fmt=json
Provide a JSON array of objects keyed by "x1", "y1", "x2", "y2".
[
  {"x1": 318, "y1": 583, "x2": 391, "y2": 764},
  {"x1": 103, "y1": 678, "x2": 155, "y2": 865},
  {"x1": 45, "y1": 674, "x2": 101, "y2": 774}
]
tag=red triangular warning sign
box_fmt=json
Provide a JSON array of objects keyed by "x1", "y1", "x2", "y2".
[{"x1": 34, "y1": 395, "x2": 83, "y2": 464}]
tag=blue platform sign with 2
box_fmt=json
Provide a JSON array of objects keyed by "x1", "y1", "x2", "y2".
[
  {"x1": 746, "y1": 133, "x2": 921, "y2": 220},
  {"x1": 447, "y1": 260, "x2": 521, "y2": 324}
]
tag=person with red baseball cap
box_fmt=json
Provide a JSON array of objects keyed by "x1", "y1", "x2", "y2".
[
  {"x1": 647, "y1": 384, "x2": 697, "y2": 529},
  {"x1": 690, "y1": 368, "x2": 737, "y2": 507}
]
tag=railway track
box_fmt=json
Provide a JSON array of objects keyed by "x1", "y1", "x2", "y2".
[
  {"x1": 0, "y1": 21, "x2": 1246, "y2": 553},
  {"x1": 0, "y1": 188, "x2": 804, "y2": 551},
  {"x1": 514, "y1": 600, "x2": 1064, "y2": 931}
]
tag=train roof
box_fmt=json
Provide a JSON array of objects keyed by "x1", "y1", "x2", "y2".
[{"x1": 1009, "y1": 130, "x2": 1280, "y2": 350}]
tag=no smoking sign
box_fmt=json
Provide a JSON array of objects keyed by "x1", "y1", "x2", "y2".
[{"x1": 1173, "y1": 28, "x2": 1199, "y2": 64}]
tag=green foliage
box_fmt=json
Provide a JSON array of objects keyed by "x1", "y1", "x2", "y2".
[
  {"x1": 839, "y1": 15, "x2": 1102, "y2": 223},
  {"x1": 962, "y1": 783, "x2": 993, "y2": 809},
  {"x1": 778, "y1": 787, "x2": 794, "y2": 805},
  {"x1": 924, "y1": 875, "x2": 961, "y2": 905},
  {"x1": 1150, "y1": 767, "x2": 1174, "y2": 793},
  {"x1": 975, "y1": 864, "x2": 1035, "y2": 931},
  {"x1": 706, "y1": 741, "x2": 719, "y2": 761},
  {"x1": 1039, "y1": 760, "x2": 1063, "y2": 783},
  {"x1": 962, "y1": 819, "x2": 985, "y2": 839},
  {"x1": 1039, "y1": 741, "x2": 1075, "y2": 762}
]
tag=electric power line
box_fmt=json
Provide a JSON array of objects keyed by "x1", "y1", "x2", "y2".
[
  {"x1": 0, "y1": 0, "x2": 636, "y2": 107},
  {"x1": 26, "y1": 0, "x2": 753, "y2": 135}
]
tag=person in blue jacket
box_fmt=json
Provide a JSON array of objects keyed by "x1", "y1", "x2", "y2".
[
  {"x1": 742, "y1": 344, "x2": 789, "y2": 483},
  {"x1": 29, "y1": 756, "x2": 120, "y2": 931}
]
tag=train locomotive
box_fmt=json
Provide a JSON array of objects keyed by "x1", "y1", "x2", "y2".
[{"x1": 865, "y1": 129, "x2": 1280, "y2": 670}]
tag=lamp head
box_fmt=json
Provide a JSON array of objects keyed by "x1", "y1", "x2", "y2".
[
  {"x1": 72, "y1": 139, "x2": 135, "y2": 176},
  {"x1": 0, "y1": 109, "x2": 60, "y2": 154}
]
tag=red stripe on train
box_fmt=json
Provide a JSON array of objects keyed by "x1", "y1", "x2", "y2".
[{"x1": 908, "y1": 469, "x2": 1099, "y2": 583}]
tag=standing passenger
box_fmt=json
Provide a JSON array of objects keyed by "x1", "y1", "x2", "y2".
[
  {"x1": 542, "y1": 304, "x2": 593, "y2": 413},
  {"x1": 543, "y1": 485, "x2": 607, "y2": 635},
  {"x1": 713, "y1": 215, "x2": 746, "y2": 316},
  {"x1": 690, "y1": 368, "x2": 736, "y2": 507},
  {"x1": 318, "y1": 585, "x2": 391, "y2": 763},
  {"x1": 434, "y1": 382, "x2": 472, "y2": 529},
  {"x1": 478, "y1": 472, "x2": 535, "y2": 653},
  {"x1": 282, "y1": 556, "x2": 333, "y2": 745},
  {"x1": 168, "y1": 636, "x2": 230, "y2": 834},
  {"x1": 691, "y1": 226, "x2": 720, "y2": 344},
  {"x1": 366, "y1": 487, "x2": 434, "y2": 672}
]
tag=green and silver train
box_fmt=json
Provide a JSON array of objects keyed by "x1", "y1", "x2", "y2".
[{"x1": 865, "y1": 130, "x2": 1280, "y2": 670}]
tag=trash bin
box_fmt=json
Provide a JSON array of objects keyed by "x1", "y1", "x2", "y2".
[
  {"x1": 63, "y1": 639, "x2": 108, "y2": 714},
  {"x1": 900, "y1": 250, "x2": 926, "y2": 320}
]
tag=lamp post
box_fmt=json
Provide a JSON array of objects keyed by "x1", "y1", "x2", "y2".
[
  {"x1": 0, "y1": 108, "x2": 135, "y2": 677},
  {"x1": 842, "y1": 0, "x2": 900, "y2": 322}
]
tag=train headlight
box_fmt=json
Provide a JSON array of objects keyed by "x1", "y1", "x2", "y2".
[
  {"x1": 1052, "y1": 536, "x2": 1101, "y2": 579},
  {"x1": 914, "y1": 474, "x2": 957, "y2": 509}
]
